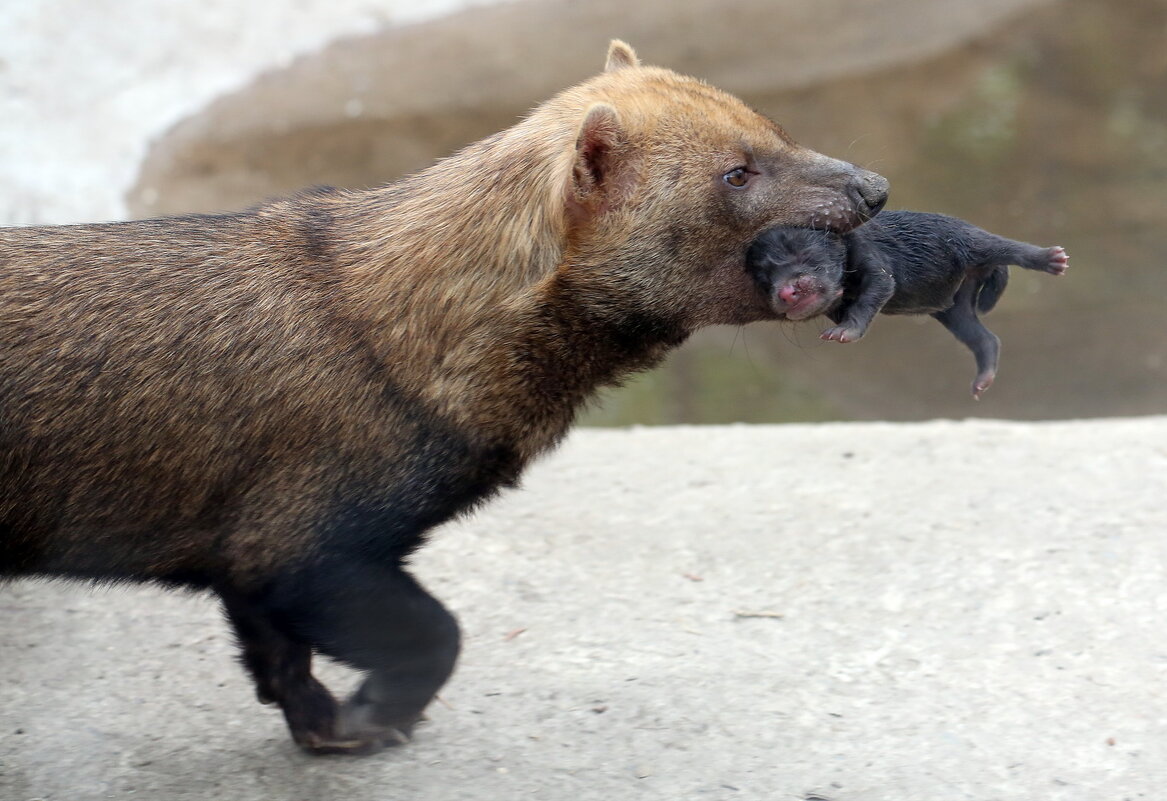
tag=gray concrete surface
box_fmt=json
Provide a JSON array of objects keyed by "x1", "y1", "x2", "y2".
[{"x1": 3, "y1": 419, "x2": 1166, "y2": 801}]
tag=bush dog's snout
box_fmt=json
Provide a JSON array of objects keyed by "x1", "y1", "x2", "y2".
[{"x1": 849, "y1": 170, "x2": 889, "y2": 219}]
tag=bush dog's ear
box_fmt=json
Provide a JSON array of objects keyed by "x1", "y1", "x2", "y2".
[
  {"x1": 605, "y1": 40, "x2": 639, "y2": 72},
  {"x1": 567, "y1": 103, "x2": 631, "y2": 224}
]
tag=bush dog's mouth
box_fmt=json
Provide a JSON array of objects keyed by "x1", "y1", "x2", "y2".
[{"x1": 808, "y1": 190, "x2": 887, "y2": 234}]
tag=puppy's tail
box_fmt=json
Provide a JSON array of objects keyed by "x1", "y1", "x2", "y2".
[{"x1": 976, "y1": 266, "x2": 1009, "y2": 314}]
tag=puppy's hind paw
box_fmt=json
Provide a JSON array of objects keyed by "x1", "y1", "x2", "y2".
[
  {"x1": 1044, "y1": 246, "x2": 1068, "y2": 276},
  {"x1": 971, "y1": 371, "x2": 996, "y2": 399}
]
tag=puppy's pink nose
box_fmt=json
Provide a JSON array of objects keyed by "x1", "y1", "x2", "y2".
[{"x1": 778, "y1": 284, "x2": 801, "y2": 304}]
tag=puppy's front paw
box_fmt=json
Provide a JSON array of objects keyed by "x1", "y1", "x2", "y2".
[{"x1": 820, "y1": 325, "x2": 864, "y2": 343}]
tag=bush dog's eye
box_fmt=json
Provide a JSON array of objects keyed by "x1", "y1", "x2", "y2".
[{"x1": 723, "y1": 167, "x2": 751, "y2": 188}]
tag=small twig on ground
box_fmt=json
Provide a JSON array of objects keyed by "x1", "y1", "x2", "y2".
[{"x1": 733, "y1": 610, "x2": 784, "y2": 619}]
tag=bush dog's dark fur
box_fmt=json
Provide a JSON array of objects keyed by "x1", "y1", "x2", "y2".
[
  {"x1": 747, "y1": 211, "x2": 1067, "y2": 397},
  {"x1": 0, "y1": 42, "x2": 888, "y2": 754}
]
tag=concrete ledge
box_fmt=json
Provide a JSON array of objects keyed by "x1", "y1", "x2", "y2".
[{"x1": 3, "y1": 419, "x2": 1165, "y2": 800}]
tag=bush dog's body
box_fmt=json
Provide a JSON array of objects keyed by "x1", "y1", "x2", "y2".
[
  {"x1": 0, "y1": 43, "x2": 887, "y2": 754},
  {"x1": 747, "y1": 211, "x2": 1066, "y2": 397}
]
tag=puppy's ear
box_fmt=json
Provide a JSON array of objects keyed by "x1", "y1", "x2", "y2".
[{"x1": 604, "y1": 40, "x2": 639, "y2": 72}]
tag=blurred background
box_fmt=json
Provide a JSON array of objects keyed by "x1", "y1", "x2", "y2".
[{"x1": 4, "y1": 0, "x2": 1165, "y2": 424}]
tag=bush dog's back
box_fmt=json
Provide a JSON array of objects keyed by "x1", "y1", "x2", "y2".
[{"x1": 0, "y1": 41, "x2": 887, "y2": 754}]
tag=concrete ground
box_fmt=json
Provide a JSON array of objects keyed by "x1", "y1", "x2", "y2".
[{"x1": 3, "y1": 419, "x2": 1166, "y2": 801}]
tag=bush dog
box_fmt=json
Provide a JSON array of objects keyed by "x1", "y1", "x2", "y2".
[
  {"x1": 0, "y1": 42, "x2": 888, "y2": 754},
  {"x1": 747, "y1": 211, "x2": 1067, "y2": 397}
]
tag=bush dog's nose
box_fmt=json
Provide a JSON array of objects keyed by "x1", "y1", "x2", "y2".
[{"x1": 849, "y1": 170, "x2": 889, "y2": 220}]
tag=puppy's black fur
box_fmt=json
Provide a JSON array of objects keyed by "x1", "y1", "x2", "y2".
[{"x1": 747, "y1": 211, "x2": 1068, "y2": 397}]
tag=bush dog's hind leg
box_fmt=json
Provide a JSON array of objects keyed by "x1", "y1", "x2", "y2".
[
  {"x1": 260, "y1": 557, "x2": 461, "y2": 755},
  {"x1": 932, "y1": 280, "x2": 1001, "y2": 399},
  {"x1": 219, "y1": 589, "x2": 342, "y2": 751}
]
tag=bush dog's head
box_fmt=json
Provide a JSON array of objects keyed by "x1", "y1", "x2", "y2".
[
  {"x1": 542, "y1": 41, "x2": 885, "y2": 331},
  {"x1": 745, "y1": 226, "x2": 847, "y2": 320}
]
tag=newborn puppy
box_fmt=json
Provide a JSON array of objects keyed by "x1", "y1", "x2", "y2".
[{"x1": 747, "y1": 211, "x2": 1068, "y2": 397}]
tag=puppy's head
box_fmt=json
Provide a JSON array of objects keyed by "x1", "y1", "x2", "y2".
[{"x1": 746, "y1": 227, "x2": 846, "y2": 320}]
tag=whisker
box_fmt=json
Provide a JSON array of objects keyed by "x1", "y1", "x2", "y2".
[{"x1": 845, "y1": 134, "x2": 872, "y2": 157}]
